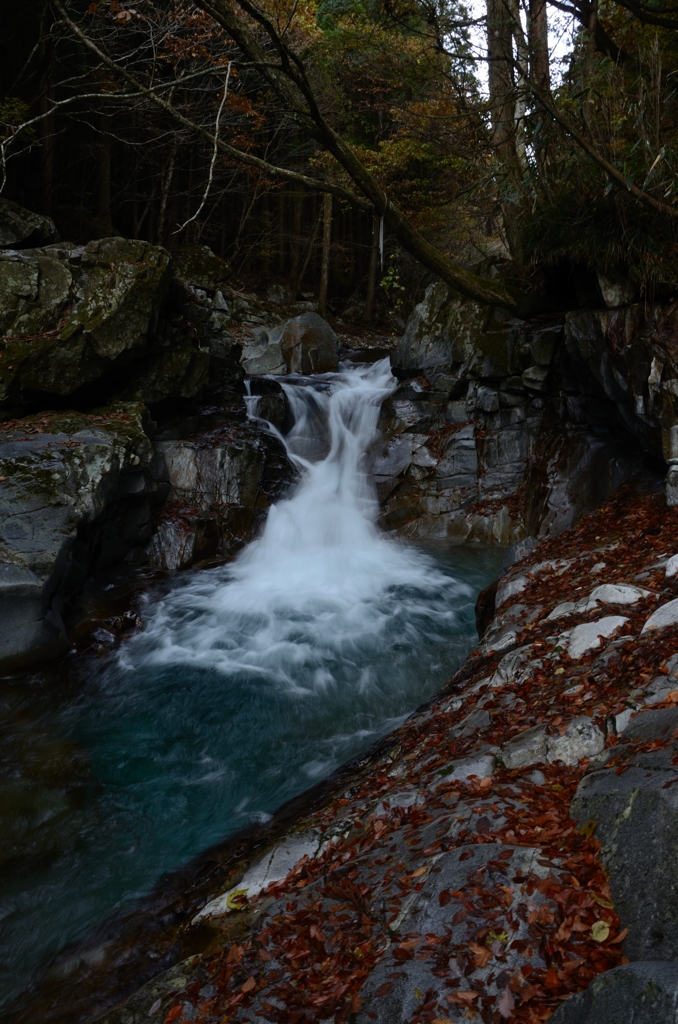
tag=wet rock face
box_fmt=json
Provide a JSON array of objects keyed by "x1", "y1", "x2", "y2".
[
  {"x1": 372, "y1": 288, "x2": 548, "y2": 542},
  {"x1": 0, "y1": 404, "x2": 161, "y2": 669},
  {"x1": 146, "y1": 421, "x2": 293, "y2": 573},
  {"x1": 0, "y1": 237, "x2": 174, "y2": 414}
]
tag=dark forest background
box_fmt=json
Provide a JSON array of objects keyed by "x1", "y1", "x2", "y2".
[{"x1": 3, "y1": 0, "x2": 678, "y2": 320}]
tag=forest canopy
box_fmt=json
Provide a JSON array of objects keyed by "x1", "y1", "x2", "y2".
[{"x1": 2, "y1": 0, "x2": 678, "y2": 318}]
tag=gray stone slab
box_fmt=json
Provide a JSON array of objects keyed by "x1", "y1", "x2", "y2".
[
  {"x1": 355, "y1": 844, "x2": 548, "y2": 1024},
  {"x1": 0, "y1": 562, "x2": 63, "y2": 666}
]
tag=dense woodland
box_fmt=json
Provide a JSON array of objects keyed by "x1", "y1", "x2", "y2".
[{"x1": 2, "y1": 0, "x2": 678, "y2": 321}]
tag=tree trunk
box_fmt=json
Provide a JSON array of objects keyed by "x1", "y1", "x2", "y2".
[
  {"x1": 278, "y1": 189, "x2": 286, "y2": 273},
  {"x1": 295, "y1": 206, "x2": 321, "y2": 294},
  {"x1": 508, "y1": 0, "x2": 529, "y2": 176},
  {"x1": 487, "y1": 0, "x2": 516, "y2": 165},
  {"x1": 487, "y1": 0, "x2": 527, "y2": 262},
  {"x1": 40, "y1": 88, "x2": 55, "y2": 218},
  {"x1": 290, "y1": 186, "x2": 304, "y2": 286},
  {"x1": 98, "y1": 109, "x2": 112, "y2": 234},
  {"x1": 529, "y1": 0, "x2": 550, "y2": 92},
  {"x1": 318, "y1": 192, "x2": 332, "y2": 316},
  {"x1": 156, "y1": 146, "x2": 176, "y2": 245},
  {"x1": 263, "y1": 192, "x2": 271, "y2": 277},
  {"x1": 364, "y1": 214, "x2": 379, "y2": 321}
]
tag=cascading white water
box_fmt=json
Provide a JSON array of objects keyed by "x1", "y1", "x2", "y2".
[{"x1": 125, "y1": 359, "x2": 468, "y2": 689}]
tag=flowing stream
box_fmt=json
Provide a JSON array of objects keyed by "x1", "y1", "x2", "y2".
[{"x1": 0, "y1": 359, "x2": 503, "y2": 1009}]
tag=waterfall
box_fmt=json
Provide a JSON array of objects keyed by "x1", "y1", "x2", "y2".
[{"x1": 124, "y1": 360, "x2": 469, "y2": 690}]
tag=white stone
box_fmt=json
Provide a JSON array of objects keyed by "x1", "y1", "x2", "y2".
[
  {"x1": 411, "y1": 442, "x2": 437, "y2": 468},
  {"x1": 567, "y1": 616, "x2": 629, "y2": 658},
  {"x1": 501, "y1": 717, "x2": 604, "y2": 769},
  {"x1": 193, "y1": 833, "x2": 320, "y2": 921},
  {"x1": 642, "y1": 598, "x2": 678, "y2": 634},
  {"x1": 501, "y1": 726, "x2": 547, "y2": 769},
  {"x1": 546, "y1": 600, "x2": 577, "y2": 621},
  {"x1": 387, "y1": 789, "x2": 425, "y2": 809},
  {"x1": 588, "y1": 583, "x2": 649, "y2": 605},
  {"x1": 547, "y1": 717, "x2": 605, "y2": 765},
  {"x1": 547, "y1": 584, "x2": 648, "y2": 621},
  {"x1": 495, "y1": 575, "x2": 528, "y2": 609},
  {"x1": 489, "y1": 645, "x2": 538, "y2": 687},
  {"x1": 482, "y1": 628, "x2": 518, "y2": 655},
  {"x1": 614, "y1": 708, "x2": 635, "y2": 733},
  {"x1": 439, "y1": 754, "x2": 495, "y2": 783},
  {"x1": 666, "y1": 555, "x2": 678, "y2": 579}
]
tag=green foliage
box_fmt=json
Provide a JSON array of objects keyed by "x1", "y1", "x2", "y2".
[
  {"x1": 379, "y1": 253, "x2": 407, "y2": 311},
  {"x1": 0, "y1": 98, "x2": 33, "y2": 143}
]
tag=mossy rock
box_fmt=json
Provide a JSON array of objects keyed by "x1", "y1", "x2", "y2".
[
  {"x1": 173, "y1": 244, "x2": 230, "y2": 293},
  {"x1": 0, "y1": 238, "x2": 172, "y2": 412}
]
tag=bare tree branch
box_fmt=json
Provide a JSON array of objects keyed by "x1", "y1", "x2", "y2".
[{"x1": 174, "y1": 63, "x2": 232, "y2": 233}]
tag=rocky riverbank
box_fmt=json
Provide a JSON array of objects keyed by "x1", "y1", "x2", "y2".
[{"x1": 11, "y1": 482, "x2": 678, "y2": 1024}]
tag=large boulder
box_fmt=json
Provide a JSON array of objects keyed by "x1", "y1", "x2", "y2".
[
  {"x1": 241, "y1": 312, "x2": 339, "y2": 376},
  {"x1": 279, "y1": 311, "x2": 338, "y2": 373},
  {"x1": 550, "y1": 962, "x2": 678, "y2": 1024},
  {"x1": 173, "y1": 244, "x2": 230, "y2": 292},
  {"x1": 0, "y1": 404, "x2": 160, "y2": 669},
  {"x1": 394, "y1": 281, "x2": 533, "y2": 376},
  {"x1": 570, "y1": 707, "x2": 678, "y2": 962},
  {"x1": 564, "y1": 307, "x2": 664, "y2": 456},
  {"x1": 0, "y1": 237, "x2": 174, "y2": 414},
  {"x1": 0, "y1": 198, "x2": 59, "y2": 249}
]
